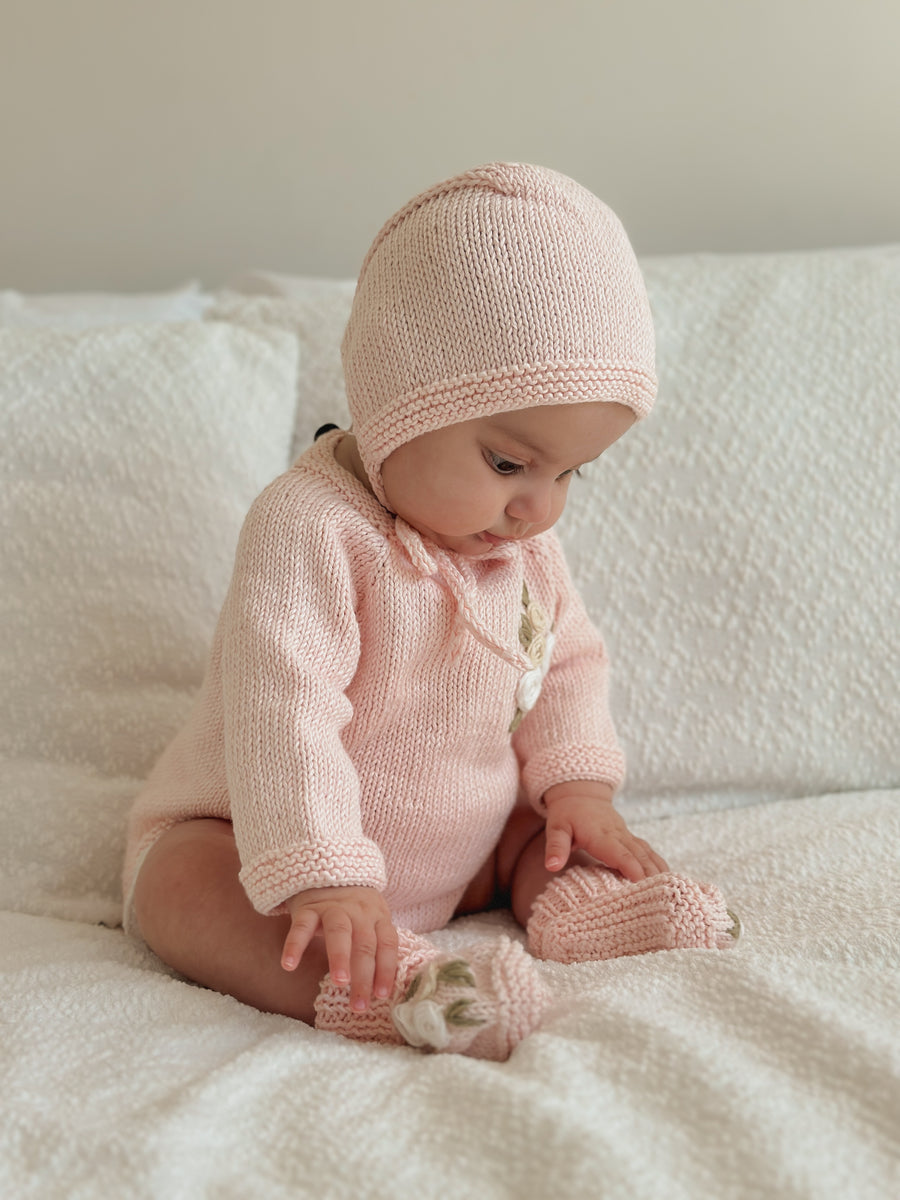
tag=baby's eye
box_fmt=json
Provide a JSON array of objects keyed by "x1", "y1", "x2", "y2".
[{"x1": 487, "y1": 452, "x2": 524, "y2": 476}]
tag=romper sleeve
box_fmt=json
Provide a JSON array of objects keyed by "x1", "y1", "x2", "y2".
[
  {"x1": 220, "y1": 470, "x2": 387, "y2": 915},
  {"x1": 512, "y1": 532, "x2": 626, "y2": 813}
]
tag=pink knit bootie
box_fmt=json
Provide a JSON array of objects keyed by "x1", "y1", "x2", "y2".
[
  {"x1": 527, "y1": 865, "x2": 740, "y2": 964},
  {"x1": 314, "y1": 929, "x2": 548, "y2": 1061}
]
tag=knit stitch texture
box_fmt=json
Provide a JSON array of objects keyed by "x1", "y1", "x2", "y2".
[{"x1": 527, "y1": 865, "x2": 737, "y2": 962}]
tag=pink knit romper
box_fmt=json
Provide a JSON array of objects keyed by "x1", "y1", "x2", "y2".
[{"x1": 123, "y1": 432, "x2": 625, "y2": 933}]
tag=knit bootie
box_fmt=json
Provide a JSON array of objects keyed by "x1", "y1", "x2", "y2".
[
  {"x1": 527, "y1": 865, "x2": 740, "y2": 964},
  {"x1": 314, "y1": 929, "x2": 548, "y2": 1061}
]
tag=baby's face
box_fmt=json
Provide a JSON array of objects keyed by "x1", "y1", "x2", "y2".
[{"x1": 380, "y1": 401, "x2": 635, "y2": 558}]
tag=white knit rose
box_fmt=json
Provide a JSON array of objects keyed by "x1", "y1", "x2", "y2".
[
  {"x1": 392, "y1": 998, "x2": 451, "y2": 1050},
  {"x1": 516, "y1": 665, "x2": 545, "y2": 714},
  {"x1": 525, "y1": 600, "x2": 549, "y2": 635},
  {"x1": 515, "y1": 630, "x2": 556, "y2": 716}
]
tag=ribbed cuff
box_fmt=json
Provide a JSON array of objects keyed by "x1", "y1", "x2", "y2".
[
  {"x1": 521, "y1": 744, "x2": 626, "y2": 815},
  {"x1": 239, "y1": 838, "x2": 388, "y2": 915}
]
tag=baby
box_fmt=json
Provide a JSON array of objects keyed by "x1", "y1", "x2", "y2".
[{"x1": 125, "y1": 163, "x2": 736, "y2": 1061}]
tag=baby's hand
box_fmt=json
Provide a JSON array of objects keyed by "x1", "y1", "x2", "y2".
[
  {"x1": 282, "y1": 885, "x2": 398, "y2": 1012},
  {"x1": 543, "y1": 781, "x2": 669, "y2": 881}
]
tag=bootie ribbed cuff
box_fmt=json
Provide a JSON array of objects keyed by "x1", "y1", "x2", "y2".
[{"x1": 527, "y1": 866, "x2": 739, "y2": 964}]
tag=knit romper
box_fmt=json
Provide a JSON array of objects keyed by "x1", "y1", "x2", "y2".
[{"x1": 123, "y1": 432, "x2": 625, "y2": 935}]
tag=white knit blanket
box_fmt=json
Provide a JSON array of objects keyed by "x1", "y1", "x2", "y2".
[{"x1": 3, "y1": 790, "x2": 898, "y2": 1199}]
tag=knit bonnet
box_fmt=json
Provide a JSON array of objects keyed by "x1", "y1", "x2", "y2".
[{"x1": 341, "y1": 162, "x2": 657, "y2": 509}]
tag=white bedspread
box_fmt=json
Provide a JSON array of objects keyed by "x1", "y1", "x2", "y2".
[{"x1": 3, "y1": 791, "x2": 898, "y2": 1199}]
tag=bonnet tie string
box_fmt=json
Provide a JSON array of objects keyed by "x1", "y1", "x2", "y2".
[{"x1": 394, "y1": 519, "x2": 530, "y2": 672}]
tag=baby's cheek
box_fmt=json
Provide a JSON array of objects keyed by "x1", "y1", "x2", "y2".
[
  {"x1": 535, "y1": 500, "x2": 567, "y2": 535},
  {"x1": 551, "y1": 484, "x2": 575, "y2": 524}
]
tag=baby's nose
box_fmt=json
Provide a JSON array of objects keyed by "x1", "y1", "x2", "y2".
[{"x1": 506, "y1": 484, "x2": 553, "y2": 526}]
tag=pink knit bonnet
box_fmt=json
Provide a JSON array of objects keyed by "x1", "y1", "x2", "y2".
[{"x1": 341, "y1": 162, "x2": 657, "y2": 509}]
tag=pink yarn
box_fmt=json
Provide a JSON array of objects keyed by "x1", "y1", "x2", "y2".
[{"x1": 342, "y1": 162, "x2": 657, "y2": 508}]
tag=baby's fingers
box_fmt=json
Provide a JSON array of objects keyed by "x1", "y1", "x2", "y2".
[
  {"x1": 348, "y1": 917, "x2": 399, "y2": 1011},
  {"x1": 544, "y1": 823, "x2": 573, "y2": 872},
  {"x1": 602, "y1": 836, "x2": 668, "y2": 882},
  {"x1": 281, "y1": 909, "x2": 320, "y2": 972},
  {"x1": 321, "y1": 908, "x2": 354, "y2": 990},
  {"x1": 372, "y1": 919, "x2": 399, "y2": 1001},
  {"x1": 624, "y1": 836, "x2": 669, "y2": 879},
  {"x1": 647, "y1": 844, "x2": 670, "y2": 875}
]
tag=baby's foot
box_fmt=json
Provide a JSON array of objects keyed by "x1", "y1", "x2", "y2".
[
  {"x1": 315, "y1": 929, "x2": 548, "y2": 1061},
  {"x1": 527, "y1": 865, "x2": 739, "y2": 964}
]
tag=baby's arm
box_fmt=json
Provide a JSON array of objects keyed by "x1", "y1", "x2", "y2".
[
  {"x1": 223, "y1": 478, "x2": 387, "y2": 917},
  {"x1": 543, "y1": 780, "x2": 669, "y2": 881},
  {"x1": 281, "y1": 885, "x2": 399, "y2": 1011},
  {"x1": 515, "y1": 536, "x2": 666, "y2": 881}
]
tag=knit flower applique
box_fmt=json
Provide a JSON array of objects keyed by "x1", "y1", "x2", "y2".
[
  {"x1": 391, "y1": 959, "x2": 486, "y2": 1051},
  {"x1": 509, "y1": 582, "x2": 555, "y2": 733}
]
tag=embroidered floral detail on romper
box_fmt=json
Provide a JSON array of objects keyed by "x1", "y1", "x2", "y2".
[{"x1": 509, "y1": 582, "x2": 555, "y2": 733}]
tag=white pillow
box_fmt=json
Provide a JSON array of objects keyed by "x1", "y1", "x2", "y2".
[
  {"x1": 210, "y1": 284, "x2": 355, "y2": 460},
  {"x1": 558, "y1": 245, "x2": 900, "y2": 814},
  {"x1": 0, "y1": 321, "x2": 299, "y2": 922},
  {"x1": 0, "y1": 282, "x2": 213, "y2": 327}
]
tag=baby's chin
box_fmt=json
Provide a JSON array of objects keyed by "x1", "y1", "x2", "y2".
[
  {"x1": 452, "y1": 532, "x2": 521, "y2": 559},
  {"x1": 402, "y1": 519, "x2": 525, "y2": 558},
  {"x1": 420, "y1": 529, "x2": 502, "y2": 557}
]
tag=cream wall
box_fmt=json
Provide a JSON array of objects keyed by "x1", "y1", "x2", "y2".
[{"x1": 2, "y1": 0, "x2": 898, "y2": 290}]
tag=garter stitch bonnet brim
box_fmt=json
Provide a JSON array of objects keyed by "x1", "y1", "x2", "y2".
[{"x1": 341, "y1": 162, "x2": 657, "y2": 509}]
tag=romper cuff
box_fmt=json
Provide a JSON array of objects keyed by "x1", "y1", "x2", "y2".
[
  {"x1": 239, "y1": 839, "x2": 388, "y2": 916},
  {"x1": 522, "y1": 744, "x2": 626, "y2": 816}
]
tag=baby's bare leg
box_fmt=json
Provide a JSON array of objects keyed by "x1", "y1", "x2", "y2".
[
  {"x1": 132, "y1": 818, "x2": 327, "y2": 1022},
  {"x1": 136, "y1": 819, "x2": 547, "y2": 1059},
  {"x1": 453, "y1": 806, "x2": 549, "y2": 923}
]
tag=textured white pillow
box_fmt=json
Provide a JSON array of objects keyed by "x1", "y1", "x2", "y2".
[
  {"x1": 0, "y1": 321, "x2": 298, "y2": 921},
  {"x1": 558, "y1": 246, "x2": 900, "y2": 813},
  {"x1": 209, "y1": 283, "x2": 355, "y2": 459}
]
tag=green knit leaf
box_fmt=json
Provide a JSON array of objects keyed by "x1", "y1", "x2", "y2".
[
  {"x1": 443, "y1": 998, "x2": 486, "y2": 1028},
  {"x1": 519, "y1": 582, "x2": 533, "y2": 649},
  {"x1": 436, "y1": 960, "x2": 477, "y2": 988}
]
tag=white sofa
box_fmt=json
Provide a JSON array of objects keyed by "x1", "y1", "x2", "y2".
[{"x1": 2, "y1": 249, "x2": 898, "y2": 1200}]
